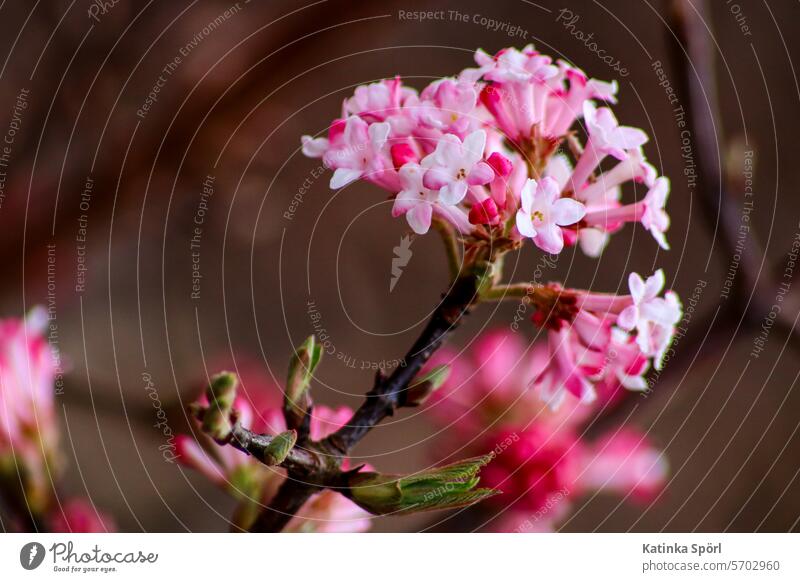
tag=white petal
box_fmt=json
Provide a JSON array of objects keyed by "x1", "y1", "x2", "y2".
[
  {"x1": 628, "y1": 272, "x2": 646, "y2": 303},
  {"x1": 617, "y1": 305, "x2": 638, "y2": 330},
  {"x1": 330, "y1": 168, "x2": 362, "y2": 189},
  {"x1": 515, "y1": 210, "x2": 537, "y2": 238},
  {"x1": 520, "y1": 179, "x2": 537, "y2": 213},
  {"x1": 406, "y1": 203, "x2": 433, "y2": 234},
  {"x1": 439, "y1": 180, "x2": 468, "y2": 205},
  {"x1": 644, "y1": 269, "x2": 666, "y2": 298},
  {"x1": 551, "y1": 198, "x2": 586, "y2": 226},
  {"x1": 579, "y1": 228, "x2": 609, "y2": 257},
  {"x1": 301, "y1": 136, "x2": 328, "y2": 158},
  {"x1": 462, "y1": 130, "x2": 487, "y2": 164},
  {"x1": 368, "y1": 122, "x2": 391, "y2": 146}
]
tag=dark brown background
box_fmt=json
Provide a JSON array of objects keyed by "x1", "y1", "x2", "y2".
[{"x1": 1, "y1": 0, "x2": 798, "y2": 531}]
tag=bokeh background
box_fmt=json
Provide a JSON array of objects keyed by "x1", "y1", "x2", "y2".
[{"x1": 1, "y1": 0, "x2": 798, "y2": 532}]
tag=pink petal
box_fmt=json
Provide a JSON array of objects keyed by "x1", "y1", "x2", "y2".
[
  {"x1": 422, "y1": 167, "x2": 451, "y2": 191},
  {"x1": 466, "y1": 161, "x2": 494, "y2": 186},
  {"x1": 406, "y1": 203, "x2": 433, "y2": 234},
  {"x1": 533, "y1": 223, "x2": 564, "y2": 254},
  {"x1": 551, "y1": 198, "x2": 586, "y2": 226},
  {"x1": 617, "y1": 305, "x2": 638, "y2": 330}
]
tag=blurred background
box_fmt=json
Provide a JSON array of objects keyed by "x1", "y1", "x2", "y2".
[{"x1": 0, "y1": 0, "x2": 798, "y2": 532}]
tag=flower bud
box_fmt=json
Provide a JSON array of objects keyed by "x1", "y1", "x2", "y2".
[
  {"x1": 391, "y1": 142, "x2": 417, "y2": 168},
  {"x1": 258, "y1": 430, "x2": 298, "y2": 466},
  {"x1": 405, "y1": 365, "x2": 450, "y2": 407},
  {"x1": 345, "y1": 454, "x2": 498, "y2": 515},
  {"x1": 201, "y1": 372, "x2": 238, "y2": 441},
  {"x1": 468, "y1": 198, "x2": 500, "y2": 226},
  {"x1": 284, "y1": 336, "x2": 322, "y2": 430}
]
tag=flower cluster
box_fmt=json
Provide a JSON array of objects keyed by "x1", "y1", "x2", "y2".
[
  {"x1": 302, "y1": 45, "x2": 669, "y2": 255},
  {"x1": 425, "y1": 330, "x2": 667, "y2": 532},
  {"x1": 0, "y1": 308, "x2": 115, "y2": 532},
  {"x1": 526, "y1": 269, "x2": 682, "y2": 408},
  {"x1": 177, "y1": 371, "x2": 371, "y2": 533}
]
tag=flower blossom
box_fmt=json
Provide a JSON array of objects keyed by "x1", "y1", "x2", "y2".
[
  {"x1": 515, "y1": 177, "x2": 585, "y2": 254},
  {"x1": 424, "y1": 329, "x2": 668, "y2": 532},
  {"x1": 47, "y1": 498, "x2": 116, "y2": 533},
  {"x1": 617, "y1": 270, "x2": 683, "y2": 368},
  {"x1": 301, "y1": 46, "x2": 670, "y2": 254},
  {"x1": 421, "y1": 130, "x2": 494, "y2": 205},
  {"x1": 0, "y1": 308, "x2": 60, "y2": 513},
  {"x1": 524, "y1": 271, "x2": 681, "y2": 408}
]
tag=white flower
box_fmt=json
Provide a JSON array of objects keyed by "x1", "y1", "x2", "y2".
[
  {"x1": 617, "y1": 270, "x2": 682, "y2": 370},
  {"x1": 515, "y1": 177, "x2": 586, "y2": 254},
  {"x1": 421, "y1": 130, "x2": 494, "y2": 205}
]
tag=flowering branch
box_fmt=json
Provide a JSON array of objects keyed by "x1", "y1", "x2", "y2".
[{"x1": 181, "y1": 44, "x2": 684, "y2": 533}]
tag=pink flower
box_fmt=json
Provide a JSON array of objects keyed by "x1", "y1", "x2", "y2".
[
  {"x1": 543, "y1": 61, "x2": 618, "y2": 137},
  {"x1": 391, "y1": 164, "x2": 472, "y2": 234},
  {"x1": 617, "y1": 270, "x2": 683, "y2": 369},
  {"x1": 577, "y1": 429, "x2": 668, "y2": 501},
  {"x1": 48, "y1": 498, "x2": 116, "y2": 533},
  {"x1": 417, "y1": 78, "x2": 478, "y2": 136},
  {"x1": 603, "y1": 328, "x2": 650, "y2": 391},
  {"x1": 420, "y1": 328, "x2": 668, "y2": 532},
  {"x1": 421, "y1": 130, "x2": 494, "y2": 204},
  {"x1": 479, "y1": 427, "x2": 582, "y2": 514},
  {"x1": 640, "y1": 177, "x2": 671, "y2": 249},
  {"x1": 583, "y1": 177, "x2": 672, "y2": 251},
  {"x1": 285, "y1": 490, "x2": 371, "y2": 533},
  {"x1": 568, "y1": 102, "x2": 648, "y2": 192},
  {"x1": 324, "y1": 116, "x2": 394, "y2": 190},
  {"x1": 343, "y1": 77, "x2": 419, "y2": 135},
  {"x1": 0, "y1": 308, "x2": 60, "y2": 512},
  {"x1": 515, "y1": 177, "x2": 586, "y2": 254}
]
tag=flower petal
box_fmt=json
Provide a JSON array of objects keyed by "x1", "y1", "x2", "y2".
[
  {"x1": 551, "y1": 198, "x2": 586, "y2": 226},
  {"x1": 515, "y1": 210, "x2": 537, "y2": 238},
  {"x1": 466, "y1": 161, "x2": 495, "y2": 185},
  {"x1": 533, "y1": 223, "x2": 564, "y2": 254},
  {"x1": 628, "y1": 272, "x2": 646, "y2": 303},
  {"x1": 330, "y1": 168, "x2": 362, "y2": 189},
  {"x1": 439, "y1": 180, "x2": 468, "y2": 205},
  {"x1": 406, "y1": 203, "x2": 433, "y2": 234}
]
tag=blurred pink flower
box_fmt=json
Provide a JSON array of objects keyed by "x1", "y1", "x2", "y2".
[
  {"x1": 48, "y1": 498, "x2": 116, "y2": 533},
  {"x1": 423, "y1": 329, "x2": 668, "y2": 532}
]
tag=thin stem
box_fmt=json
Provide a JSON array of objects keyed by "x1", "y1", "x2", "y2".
[
  {"x1": 482, "y1": 283, "x2": 538, "y2": 301},
  {"x1": 433, "y1": 219, "x2": 462, "y2": 280}
]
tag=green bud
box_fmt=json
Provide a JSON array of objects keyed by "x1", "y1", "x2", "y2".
[
  {"x1": 345, "y1": 454, "x2": 498, "y2": 515},
  {"x1": 201, "y1": 372, "x2": 238, "y2": 441},
  {"x1": 284, "y1": 336, "x2": 322, "y2": 430},
  {"x1": 258, "y1": 430, "x2": 298, "y2": 466},
  {"x1": 405, "y1": 365, "x2": 450, "y2": 407}
]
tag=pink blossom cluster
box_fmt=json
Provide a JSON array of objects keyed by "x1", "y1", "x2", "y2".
[
  {"x1": 425, "y1": 330, "x2": 668, "y2": 532},
  {"x1": 302, "y1": 45, "x2": 670, "y2": 255},
  {"x1": 0, "y1": 308, "x2": 115, "y2": 532},
  {"x1": 177, "y1": 372, "x2": 371, "y2": 533},
  {"x1": 529, "y1": 269, "x2": 682, "y2": 409}
]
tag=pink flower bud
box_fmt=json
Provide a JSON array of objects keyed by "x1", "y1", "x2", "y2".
[
  {"x1": 469, "y1": 198, "x2": 500, "y2": 226},
  {"x1": 487, "y1": 151, "x2": 513, "y2": 176},
  {"x1": 390, "y1": 142, "x2": 417, "y2": 169}
]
